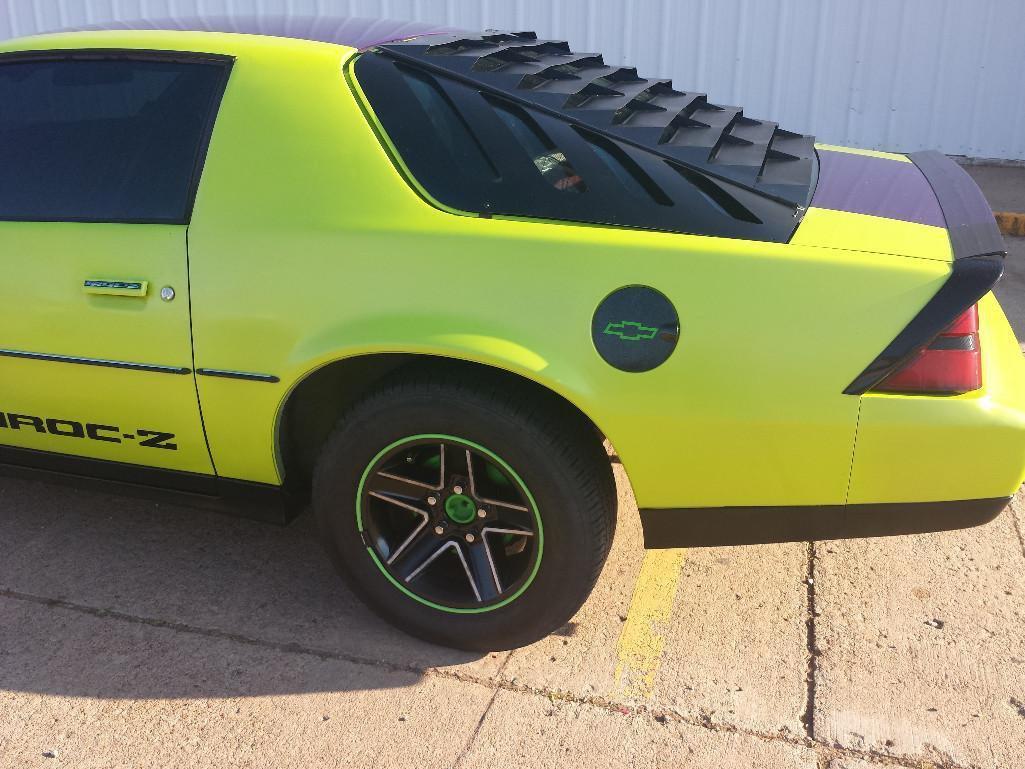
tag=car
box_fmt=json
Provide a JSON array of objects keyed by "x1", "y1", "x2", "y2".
[{"x1": 1, "y1": 18, "x2": 1023, "y2": 651}]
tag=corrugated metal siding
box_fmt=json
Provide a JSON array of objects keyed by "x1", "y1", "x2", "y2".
[{"x1": 3, "y1": 0, "x2": 1023, "y2": 160}]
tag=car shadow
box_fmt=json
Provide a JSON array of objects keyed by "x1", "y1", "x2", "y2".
[{"x1": 0, "y1": 476, "x2": 491, "y2": 700}]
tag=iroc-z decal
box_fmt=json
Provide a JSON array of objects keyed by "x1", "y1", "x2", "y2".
[
  {"x1": 0, "y1": 412, "x2": 177, "y2": 450},
  {"x1": 592, "y1": 286, "x2": 680, "y2": 372}
]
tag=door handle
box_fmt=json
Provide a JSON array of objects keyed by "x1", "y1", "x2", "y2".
[{"x1": 83, "y1": 280, "x2": 149, "y2": 298}]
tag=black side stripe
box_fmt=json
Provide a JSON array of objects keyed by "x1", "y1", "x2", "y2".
[
  {"x1": 196, "y1": 368, "x2": 280, "y2": 383},
  {"x1": 0, "y1": 348, "x2": 190, "y2": 375}
]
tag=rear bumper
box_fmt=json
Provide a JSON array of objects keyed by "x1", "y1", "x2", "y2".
[{"x1": 640, "y1": 497, "x2": 1008, "y2": 548}]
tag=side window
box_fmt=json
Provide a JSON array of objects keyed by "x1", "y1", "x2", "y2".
[
  {"x1": 354, "y1": 51, "x2": 793, "y2": 242},
  {"x1": 0, "y1": 56, "x2": 229, "y2": 223}
]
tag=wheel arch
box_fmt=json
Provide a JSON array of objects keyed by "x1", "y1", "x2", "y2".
[{"x1": 275, "y1": 351, "x2": 618, "y2": 493}]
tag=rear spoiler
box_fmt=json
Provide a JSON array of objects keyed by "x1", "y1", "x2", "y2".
[
  {"x1": 908, "y1": 150, "x2": 1006, "y2": 260},
  {"x1": 844, "y1": 151, "x2": 1005, "y2": 395}
]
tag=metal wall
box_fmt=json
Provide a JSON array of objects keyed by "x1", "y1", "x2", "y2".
[{"x1": 4, "y1": 0, "x2": 1024, "y2": 160}]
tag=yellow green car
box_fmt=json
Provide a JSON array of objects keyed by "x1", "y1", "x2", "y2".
[{"x1": 1, "y1": 20, "x2": 1023, "y2": 650}]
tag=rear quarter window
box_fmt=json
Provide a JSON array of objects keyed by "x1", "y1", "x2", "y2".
[{"x1": 353, "y1": 50, "x2": 794, "y2": 242}]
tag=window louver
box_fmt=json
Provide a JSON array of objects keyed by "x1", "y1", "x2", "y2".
[{"x1": 380, "y1": 31, "x2": 817, "y2": 208}]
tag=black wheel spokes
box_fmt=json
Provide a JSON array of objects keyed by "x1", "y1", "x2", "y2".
[
  {"x1": 411, "y1": 541, "x2": 482, "y2": 602},
  {"x1": 364, "y1": 490, "x2": 428, "y2": 563},
  {"x1": 389, "y1": 525, "x2": 450, "y2": 579},
  {"x1": 464, "y1": 538, "x2": 503, "y2": 603},
  {"x1": 482, "y1": 526, "x2": 536, "y2": 570},
  {"x1": 362, "y1": 439, "x2": 539, "y2": 609},
  {"x1": 466, "y1": 448, "x2": 529, "y2": 513},
  {"x1": 375, "y1": 441, "x2": 445, "y2": 492}
]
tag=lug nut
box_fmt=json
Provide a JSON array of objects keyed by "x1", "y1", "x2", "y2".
[
  {"x1": 434, "y1": 525, "x2": 445, "y2": 535},
  {"x1": 427, "y1": 496, "x2": 437, "y2": 505},
  {"x1": 464, "y1": 533, "x2": 475, "y2": 543},
  {"x1": 477, "y1": 509, "x2": 487, "y2": 518},
  {"x1": 453, "y1": 485, "x2": 463, "y2": 494}
]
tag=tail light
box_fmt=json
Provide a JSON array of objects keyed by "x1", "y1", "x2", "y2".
[{"x1": 872, "y1": 305, "x2": 981, "y2": 394}]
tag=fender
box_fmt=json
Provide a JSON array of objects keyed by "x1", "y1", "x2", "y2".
[{"x1": 272, "y1": 327, "x2": 616, "y2": 480}]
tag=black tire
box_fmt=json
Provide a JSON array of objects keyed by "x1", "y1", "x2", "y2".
[{"x1": 313, "y1": 367, "x2": 616, "y2": 651}]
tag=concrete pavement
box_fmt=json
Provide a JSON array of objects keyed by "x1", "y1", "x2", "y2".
[
  {"x1": 964, "y1": 165, "x2": 1025, "y2": 237},
  {"x1": 2, "y1": 178, "x2": 1025, "y2": 768},
  {"x1": 2, "y1": 459, "x2": 1024, "y2": 768},
  {"x1": 964, "y1": 165, "x2": 1025, "y2": 214}
]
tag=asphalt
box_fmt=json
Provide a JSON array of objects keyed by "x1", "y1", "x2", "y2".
[{"x1": 2, "y1": 175, "x2": 1025, "y2": 769}]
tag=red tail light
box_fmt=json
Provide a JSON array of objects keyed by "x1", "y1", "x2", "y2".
[{"x1": 872, "y1": 305, "x2": 981, "y2": 394}]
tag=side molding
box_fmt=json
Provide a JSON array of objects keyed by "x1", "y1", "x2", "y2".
[
  {"x1": 0, "y1": 347, "x2": 191, "y2": 375},
  {"x1": 196, "y1": 368, "x2": 281, "y2": 383}
]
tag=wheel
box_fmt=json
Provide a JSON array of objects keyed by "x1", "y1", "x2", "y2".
[{"x1": 313, "y1": 368, "x2": 616, "y2": 650}]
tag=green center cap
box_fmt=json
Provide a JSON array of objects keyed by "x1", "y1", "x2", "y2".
[{"x1": 444, "y1": 494, "x2": 476, "y2": 524}]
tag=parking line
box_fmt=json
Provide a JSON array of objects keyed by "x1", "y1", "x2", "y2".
[{"x1": 614, "y1": 548, "x2": 687, "y2": 701}]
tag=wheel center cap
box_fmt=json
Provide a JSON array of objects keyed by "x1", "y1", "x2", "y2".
[{"x1": 444, "y1": 493, "x2": 476, "y2": 524}]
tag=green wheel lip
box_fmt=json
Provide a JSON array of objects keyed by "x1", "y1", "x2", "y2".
[{"x1": 356, "y1": 433, "x2": 544, "y2": 615}]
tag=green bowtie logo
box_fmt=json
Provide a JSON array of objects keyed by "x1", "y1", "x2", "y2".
[{"x1": 602, "y1": 321, "x2": 659, "y2": 342}]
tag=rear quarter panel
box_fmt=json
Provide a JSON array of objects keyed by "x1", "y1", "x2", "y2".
[{"x1": 185, "y1": 41, "x2": 957, "y2": 510}]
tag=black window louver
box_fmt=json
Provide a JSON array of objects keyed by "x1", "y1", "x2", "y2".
[
  {"x1": 356, "y1": 30, "x2": 817, "y2": 243},
  {"x1": 382, "y1": 31, "x2": 816, "y2": 208}
]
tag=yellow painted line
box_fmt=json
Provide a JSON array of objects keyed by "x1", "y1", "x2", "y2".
[{"x1": 613, "y1": 548, "x2": 686, "y2": 701}]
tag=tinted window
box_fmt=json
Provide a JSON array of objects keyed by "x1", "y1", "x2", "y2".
[
  {"x1": 355, "y1": 52, "x2": 795, "y2": 242},
  {"x1": 580, "y1": 131, "x2": 670, "y2": 206},
  {"x1": 399, "y1": 67, "x2": 498, "y2": 184},
  {"x1": 0, "y1": 56, "x2": 228, "y2": 223},
  {"x1": 489, "y1": 99, "x2": 585, "y2": 193}
]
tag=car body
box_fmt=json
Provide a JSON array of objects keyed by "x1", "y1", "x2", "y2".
[{"x1": 1, "y1": 20, "x2": 1022, "y2": 647}]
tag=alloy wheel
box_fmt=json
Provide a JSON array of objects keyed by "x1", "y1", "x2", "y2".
[{"x1": 356, "y1": 435, "x2": 543, "y2": 613}]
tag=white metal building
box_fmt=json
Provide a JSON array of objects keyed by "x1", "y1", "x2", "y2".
[{"x1": 2, "y1": 0, "x2": 1023, "y2": 161}]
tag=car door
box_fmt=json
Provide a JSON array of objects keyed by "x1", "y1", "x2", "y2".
[{"x1": 0, "y1": 51, "x2": 231, "y2": 476}]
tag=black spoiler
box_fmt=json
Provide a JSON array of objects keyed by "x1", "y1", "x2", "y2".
[
  {"x1": 844, "y1": 152, "x2": 1005, "y2": 395},
  {"x1": 908, "y1": 150, "x2": 1006, "y2": 260}
]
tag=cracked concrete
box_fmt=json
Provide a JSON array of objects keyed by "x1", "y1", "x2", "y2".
[{"x1": 812, "y1": 512, "x2": 1025, "y2": 769}]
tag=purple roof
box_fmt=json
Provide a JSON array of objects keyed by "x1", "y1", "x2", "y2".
[
  {"x1": 54, "y1": 15, "x2": 461, "y2": 50},
  {"x1": 812, "y1": 149, "x2": 945, "y2": 228}
]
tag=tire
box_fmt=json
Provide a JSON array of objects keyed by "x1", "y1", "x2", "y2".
[{"x1": 312, "y1": 367, "x2": 616, "y2": 651}]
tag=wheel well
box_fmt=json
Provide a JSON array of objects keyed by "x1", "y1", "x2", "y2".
[{"x1": 278, "y1": 354, "x2": 610, "y2": 492}]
